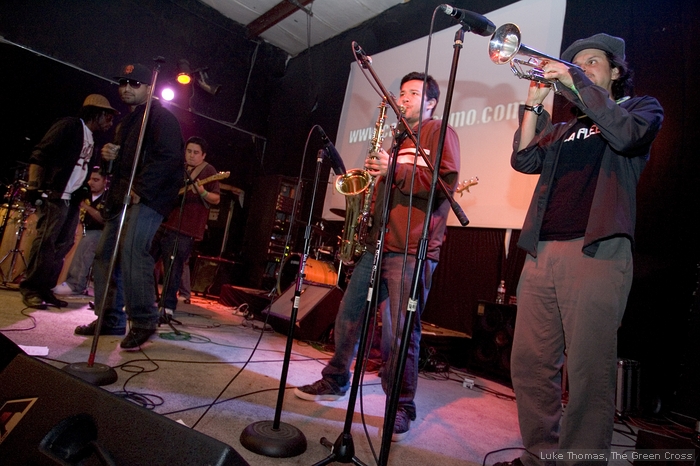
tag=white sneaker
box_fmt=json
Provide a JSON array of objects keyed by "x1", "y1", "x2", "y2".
[{"x1": 52, "y1": 282, "x2": 76, "y2": 295}]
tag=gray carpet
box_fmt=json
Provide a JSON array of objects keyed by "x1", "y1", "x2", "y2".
[{"x1": 0, "y1": 287, "x2": 636, "y2": 465}]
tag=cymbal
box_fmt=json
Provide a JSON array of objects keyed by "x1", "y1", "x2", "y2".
[{"x1": 330, "y1": 208, "x2": 346, "y2": 218}]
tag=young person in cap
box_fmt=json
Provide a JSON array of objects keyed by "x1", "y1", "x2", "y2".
[
  {"x1": 20, "y1": 94, "x2": 118, "y2": 310},
  {"x1": 53, "y1": 166, "x2": 107, "y2": 296},
  {"x1": 496, "y1": 34, "x2": 663, "y2": 466},
  {"x1": 75, "y1": 63, "x2": 184, "y2": 350}
]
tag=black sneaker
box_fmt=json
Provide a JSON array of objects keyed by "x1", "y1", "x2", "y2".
[
  {"x1": 294, "y1": 379, "x2": 346, "y2": 401},
  {"x1": 22, "y1": 294, "x2": 47, "y2": 310},
  {"x1": 392, "y1": 408, "x2": 411, "y2": 442},
  {"x1": 74, "y1": 320, "x2": 126, "y2": 336},
  {"x1": 493, "y1": 459, "x2": 524, "y2": 466},
  {"x1": 119, "y1": 328, "x2": 155, "y2": 350},
  {"x1": 378, "y1": 408, "x2": 412, "y2": 442},
  {"x1": 43, "y1": 292, "x2": 68, "y2": 308}
]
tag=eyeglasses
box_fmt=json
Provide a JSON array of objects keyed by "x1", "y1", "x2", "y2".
[{"x1": 118, "y1": 79, "x2": 143, "y2": 89}]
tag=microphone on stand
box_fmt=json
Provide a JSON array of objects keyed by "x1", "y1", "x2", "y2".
[
  {"x1": 318, "y1": 127, "x2": 346, "y2": 175},
  {"x1": 439, "y1": 4, "x2": 496, "y2": 36},
  {"x1": 352, "y1": 42, "x2": 372, "y2": 68}
]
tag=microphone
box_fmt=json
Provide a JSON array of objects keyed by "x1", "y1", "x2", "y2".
[
  {"x1": 318, "y1": 127, "x2": 346, "y2": 175},
  {"x1": 352, "y1": 42, "x2": 372, "y2": 67},
  {"x1": 440, "y1": 4, "x2": 496, "y2": 36}
]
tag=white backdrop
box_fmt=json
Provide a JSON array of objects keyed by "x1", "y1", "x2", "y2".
[{"x1": 321, "y1": 0, "x2": 567, "y2": 229}]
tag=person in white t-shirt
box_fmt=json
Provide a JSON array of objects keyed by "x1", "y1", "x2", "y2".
[{"x1": 20, "y1": 94, "x2": 117, "y2": 310}]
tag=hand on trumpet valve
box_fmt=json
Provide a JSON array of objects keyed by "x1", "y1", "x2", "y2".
[{"x1": 539, "y1": 61, "x2": 574, "y2": 89}]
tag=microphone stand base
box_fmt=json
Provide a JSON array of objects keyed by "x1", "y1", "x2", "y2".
[
  {"x1": 62, "y1": 361, "x2": 118, "y2": 386},
  {"x1": 312, "y1": 433, "x2": 368, "y2": 466},
  {"x1": 240, "y1": 420, "x2": 307, "y2": 458}
]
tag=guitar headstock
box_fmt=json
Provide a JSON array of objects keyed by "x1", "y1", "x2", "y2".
[{"x1": 455, "y1": 177, "x2": 479, "y2": 196}]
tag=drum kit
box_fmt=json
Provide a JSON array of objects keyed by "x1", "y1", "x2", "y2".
[
  {"x1": 275, "y1": 208, "x2": 348, "y2": 294},
  {"x1": 0, "y1": 168, "x2": 37, "y2": 287}
]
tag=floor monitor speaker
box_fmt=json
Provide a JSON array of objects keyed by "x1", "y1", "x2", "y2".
[
  {"x1": 0, "y1": 332, "x2": 24, "y2": 372},
  {"x1": 263, "y1": 283, "x2": 343, "y2": 342},
  {"x1": 0, "y1": 354, "x2": 249, "y2": 465},
  {"x1": 469, "y1": 300, "x2": 517, "y2": 386},
  {"x1": 192, "y1": 255, "x2": 240, "y2": 297}
]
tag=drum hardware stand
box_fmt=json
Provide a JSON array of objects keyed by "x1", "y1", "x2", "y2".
[
  {"x1": 241, "y1": 141, "x2": 345, "y2": 458},
  {"x1": 63, "y1": 58, "x2": 166, "y2": 386},
  {"x1": 0, "y1": 208, "x2": 31, "y2": 286},
  {"x1": 0, "y1": 181, "x2": 32, "y2": 287}
]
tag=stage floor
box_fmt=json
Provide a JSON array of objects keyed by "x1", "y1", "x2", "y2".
[{"x1": 0, "y1": 286, "x2": 650, "y2": 465}]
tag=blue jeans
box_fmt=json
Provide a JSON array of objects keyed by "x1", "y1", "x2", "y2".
[
  {"x1": 179, "y1": 259, "x2": 191, "y2": 299},
  {"x1": 65, "y1": 229, "x2": 101, "y2": 293},
  {"x1": 322, "y1": 251, "x2": 436, "y2": 419},
  {"x1": 92, "y1": 203, "x2": 163, "y2": 330},
  {"x1": 20, "y1": 199, "x2": 80, "y2": 298},
  {"x1": 151, "y1": 227, "x2": 194, "y2": 310}
]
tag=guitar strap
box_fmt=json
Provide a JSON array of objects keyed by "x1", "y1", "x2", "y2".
[{"x1": 186, "y1": 162, "x2": 209, "y2": 194}]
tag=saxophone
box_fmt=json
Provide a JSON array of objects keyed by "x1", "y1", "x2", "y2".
[
  {"x1": 79, "y1": 198, "x2": 90, "y2": 237},
  {"x1": 335, "y1": 99, "x2": 387, "y2": 265}
]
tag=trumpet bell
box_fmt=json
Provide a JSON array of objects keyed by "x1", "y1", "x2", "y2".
[
  {"x1": 488, "y1": 23, "x2": 578, "y2": 89},
  {"x1": 488, "y1": 23, "x2": 522, "y2": 65}
]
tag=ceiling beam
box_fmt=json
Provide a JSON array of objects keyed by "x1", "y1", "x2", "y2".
[{"x1": 246, "y1": 0, "x2": 314, "y2": 39}]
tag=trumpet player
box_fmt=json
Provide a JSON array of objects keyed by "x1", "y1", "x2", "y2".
[
  {"x1": 295, "y1": 72, "x2": 460, "y2": 443},
  {"x1": 499, "y1": 34, "x2": 663, "y2": 466}
]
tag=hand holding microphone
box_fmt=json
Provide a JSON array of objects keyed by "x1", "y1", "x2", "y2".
[
  {"x1": 101, "y1": 143, "x2": 120, "y2": 173},
  {"x1": 25, "y1": 188, "x2": 45, "y2": 206}
]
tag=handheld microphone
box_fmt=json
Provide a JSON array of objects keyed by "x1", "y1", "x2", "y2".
[
  {"x1": 318, "y1": 127, "x2": 346, "y2": 175},
  {"x1": 440, "y1": 4, "x2": 496, "y2": 37}
]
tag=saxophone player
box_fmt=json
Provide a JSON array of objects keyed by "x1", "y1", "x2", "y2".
[
  {"x1": 295, "y1": 72, "x2": 460, "y2": 443},
  {"x1": 53, "y1": 167, "x2": 106, "y2": 296}
]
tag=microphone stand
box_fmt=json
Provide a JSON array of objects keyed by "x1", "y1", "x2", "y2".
[
  {"x1": 377, "y1": 27, "x2": 468, "y2": 465},
  {"x1": 63, "y1": 57, "x2": 165, "y2": 386},
  {"x1": 155, "y1": 166, "x2": 199, "y2": 333},
  {"x1": 350, "y1": 33, "x2": 469, "y2": 464},
  {"x1": 312, "y1": 126, "x2": 406, "y2": 466},
  {"x1": 239, "y1": 150, "x2": 334, "y2": 458}
]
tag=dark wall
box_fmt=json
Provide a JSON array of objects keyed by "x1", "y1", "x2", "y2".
[
  {"x1": 1, "y1": 0, "x2": 699, "y2": 416},
  {"x1": 0, "y1": 0, "x2": 287, "y2": 197}
]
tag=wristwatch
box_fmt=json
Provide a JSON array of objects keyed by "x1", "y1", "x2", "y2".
[{"x1": 524, "y1": 104, "x2": 544, "y2": 115}]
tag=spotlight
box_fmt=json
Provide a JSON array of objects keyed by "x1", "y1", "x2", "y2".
[
  {"x1": 161, "y1": 88, "x2": 175, "y2": 101},
  {"x1": 176, "y1": 59, "x2": 192, "y2": 85},
  {"x1": 196, "y1": 68, "x2": 222, "y2": 96}
]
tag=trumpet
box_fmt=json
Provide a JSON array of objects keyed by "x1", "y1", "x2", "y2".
[{"x1": 488, "y1": 23, "x2": 579, "y2": 90}]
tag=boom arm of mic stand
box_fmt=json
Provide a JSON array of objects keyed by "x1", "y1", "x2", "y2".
[{"x1": 354, "y1": 46, "x2": 469, "y2": 226}]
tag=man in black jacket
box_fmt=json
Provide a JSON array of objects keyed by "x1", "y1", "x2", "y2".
[
  {"x1": 496, "y1": 33, "x2": 663, "y2": 466},
  {"x1": 75, "y1": 63, "x2": 184, "y2": 350},
  {"x1": 20, "y1": 94, "x2": 117, "y2": 309}
]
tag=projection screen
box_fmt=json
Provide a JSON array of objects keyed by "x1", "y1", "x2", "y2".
[{"x1": 321, "y1": 0, "x2": 567, "y2": 229}]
